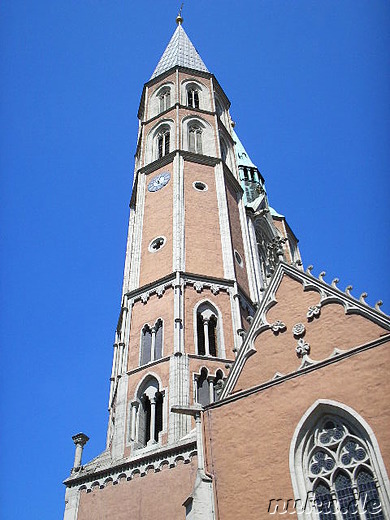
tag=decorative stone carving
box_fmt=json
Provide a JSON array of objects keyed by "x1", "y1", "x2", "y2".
[
  {"x1": 156, "y1": 286, "x2": 165, "y2": 298},
  {"x1": 266, "y1": 236, "x2": 286, "y2": 271},
  {"x1": 141, "y1": 292, "x2": 150, "y2": 304},
  {"x1": 331, "y1": 278, "x2": 339, "y2": 288},
  {"x1": 214, "y1": 378, "x2": 224, "y2": 399},
  {"x1": 296, "y1": 338, "x2": 310, "y2": 358},
  {"x1": 68, "y1": 443, "x2": 197, "y2": 491},
  {"x1": 193, "y1": 281, "x2": 203, "y2": 293},
  {"x1": 292, "y1": 323, "x2": 306, "y2": 338},
  {"x1": 307, "y1": 304, "x2": 321, "y2": 320},
  {"x1": 210, "y1": 284, "x2": 220, "y2": 295},
  {"x1": 345, "y1": 285, "x2": 353, "y2": 296},
  {"x1": 270, "y1": 320, "x2": 286, "y2": 333},
  {"x1": 359, "y1": 292, "x2": 368, "y2": 304},
  {"x1": 375, "y1": 300, "x2": 383, "y2": 312}
]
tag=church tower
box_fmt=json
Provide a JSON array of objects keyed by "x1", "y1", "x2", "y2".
[{"x1": 63, "y1": 16, "x2": 305, "y2": 520}]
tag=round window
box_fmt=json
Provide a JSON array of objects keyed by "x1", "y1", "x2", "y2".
[
  {"x1": 148, "y1": 236, "x2": 166, "y2": 253},
  {"x1": 234, "y1": 250, "x2": 243, "y2": 267},
  {"x1": 193, "y1": 181, "x2": 208, "y2": 192}
]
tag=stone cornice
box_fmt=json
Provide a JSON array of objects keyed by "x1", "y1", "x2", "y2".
[
  {"x1": 123, "y1": 271, "x2": 248, "y2": 311},
  {"x1": 188, "y1": 353, "x2": 234, "y2": 364},
  {"x1": 63, "y1": 439, "x2": 197, "y2": 490},
  {"x1": 136, "y1": 150, "x2": 220, "y2": 177},
  {"x1": 146, "y1": 66, "x2": 213, "y2": 89},
  {"x1": 127, "y1": 356, "x2": 171, "y2": 376},
  {"x1": 125, "y1": 271, "x2": 238, "y2": 301},
  {"x1": 140, "y1": 103, "x2": 218, "y2": 128}
]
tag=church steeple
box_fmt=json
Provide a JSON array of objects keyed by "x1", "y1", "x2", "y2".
[
  {"x1": 150, "y1": 23, "x2": 209, "y2": 79},
  {"x1": 64, "y1": 20, "x2": 301, "y2": 520}
]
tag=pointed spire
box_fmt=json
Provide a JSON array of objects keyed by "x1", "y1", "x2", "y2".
[
  {"x1": 232, "y1": 129, "x2": 257, "y2": 169},
  {"x1": 150, "y1": 21, "x2": 209, "y2": 80}
]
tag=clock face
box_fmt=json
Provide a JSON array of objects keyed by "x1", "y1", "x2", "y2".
[{"x1": 148, "y1": 172, "x2": 171, "y2": 192}]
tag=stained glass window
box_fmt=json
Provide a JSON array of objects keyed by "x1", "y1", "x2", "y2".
[{"x1": 303, "y1": 415, "x2": 386, "y2": 520}]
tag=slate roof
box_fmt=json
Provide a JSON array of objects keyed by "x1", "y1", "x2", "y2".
[{"x1": 150, "y1": 24, "x2": 209, "y2": 80}]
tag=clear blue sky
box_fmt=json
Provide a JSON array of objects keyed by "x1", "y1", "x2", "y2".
[{"x1": 1, "y1": 1, "x2": 389, "y2": 518}]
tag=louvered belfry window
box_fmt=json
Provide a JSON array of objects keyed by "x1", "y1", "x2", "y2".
[
  {"x1": 187, "y1": 88, "x2": 199, "y2": 109},
  {"x1": 188, "y1": 125, "x2": 202, "y2": 154},
  {"x1": 157, "y1": 129, "x2": 170, "y2": 159},
  {"x1": 159, "y1": 88, "x2": 170, "y2": 113}
]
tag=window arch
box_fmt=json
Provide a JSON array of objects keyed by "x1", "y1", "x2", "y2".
[
  {"x1": 220, "y1": 139, "x2": 228, "y2": 163},
  {"x1": 181, "y1": 79, "x2": 211, "y2": 111},
  {"x1": 156, "y1": 127, "x2": 170, "y2": 159},
  {"x1": 182, "y1": 117, "x2": 215, "y2": 157},
  {"x1": 194, "y1": 368, "x2": 225, "y2": 406},
  {"x1": 187, "y1": 87, "x2": 199, "y2": 109},
  {"x1": 215, "y1": 98, "x2": 224, "y2": 118},
  {"x1": 140, "y1": 325, "x2": 152, "y2": 365},
  {"x1": 140, "y1": 319, "x2": 163, "y2": 366},
  {"x1": 195, "y1": 302, "x2": 224, "y2": 358},
  {"x1": 132, "y1": 376, "x2": 164, "y2": 449},
  {"x1": 158, "y1": 87, "x2": 171, "y2": 113},
  {"x1": 290, "y1": 401, "x2": 390, "y2": 519},
  {"x1": 188, "y1": 123, "x2": 202, "y2": 154},
  {"x1": 145, "y1": 121, "x2": 174, "y2": 165},
  {"x1": 148, "y1": 83, "x2": 174, "y2": 118},
  {"x1": 196, "y1": 368, "x2": 210, "y2": 406}
]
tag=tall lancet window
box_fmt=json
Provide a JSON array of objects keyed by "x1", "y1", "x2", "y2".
[
  {"x1": 157, "y1": 129, "x2": 170, "y2": 159},
  {"x1": 133, "y1": 376, "x2": 164, "y2": 448},
  {"x1": 220, "y1": 139, "x2": 228, "y2": 163},
  {"x1": 215, "y1": 98, "x2": 223, "y2": 118},
  {"x1": 140, "y1": 325, "x2": 152, "y2": 366},
  {"x1": 140, "y1": 319, "x2": 163, "y2": 366},
  {"x1": 188, "y1": 124, "x2": 202, "y2": 154},
  {"x1": 159, "y1": 88, "x2": 170, "y2": 113},
  {"x1": 187, "y1": 87, "x2": 199, "y2": 109},
  {"x1": 291, "y1": 406, "x2": 389, "y2": 520},
  {"x1": 196, "y1": 302, "x2": 219, "y2": 357},
  {"x1": 196, "y1": 368, "x2": 210, "y2": 406}
]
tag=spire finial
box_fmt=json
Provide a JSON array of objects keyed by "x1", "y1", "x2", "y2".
[{"x1": 176, "y1": 3, "x2": 184, "y2": 25}]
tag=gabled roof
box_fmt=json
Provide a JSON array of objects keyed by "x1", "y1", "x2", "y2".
[
  {"x1": 220, "y1": 262, "x2": 390, "y2": 400},
  {"x1": 150, "y1": 24, "x2": 209, "y2": 80}
]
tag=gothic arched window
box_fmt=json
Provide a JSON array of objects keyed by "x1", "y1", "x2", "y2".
[
  {"x1": 187, "y1": 87, "x2": 199, "y2": 109},
  {"x1": 195, "y1": 302, "x2": 220, "y2": 357},
  {"x1": 133, "y1": 376, "x2": 164, "y2": 448},
  {"x1": 188, "y1": 124, "x2": 202, "y2": 154},
  {"x1": 157, "y1": 128, "x2": 170, "y2": 159},
  {"x1": 215, "y1": 98, "x2": 223, "y2": 118},
  {"x1": 158, "y1": 88, "x2": 171, "y2": 113},
  {"x1": 140, "y1": 325, "x2": 152, "y2": 366},
  {"x1": 220, "y1": 139, "x2": 228, "y2": 163},
  {"x1": 291, "y1": 405, "x2": 389, "y2": 520},
  {"x1": 140, "y1": 319, "x2": 163, "y2": 366},
  {"x1": 196, "y1": 368, "x2": 210, "y2": 406},
  {"x1": 214, "y1": 369, "x2": 224, "y2": 402},
  {"x1": 194, "y1": 368, "x2": 225, "y2": 406}
]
